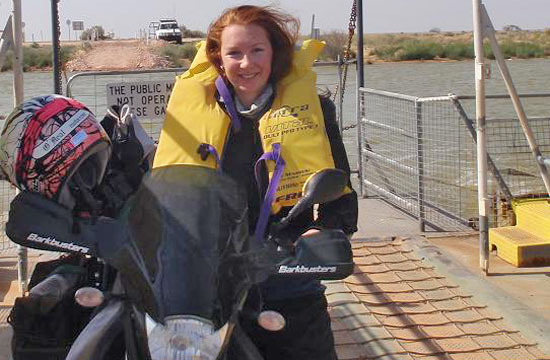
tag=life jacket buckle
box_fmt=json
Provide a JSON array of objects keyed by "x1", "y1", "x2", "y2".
[
  {"x1": 197, "y1": 143, "x2": 211, "y2": 161},
  {"x1": 197, "y1": 143, "x2": 221, "y2": 169}
]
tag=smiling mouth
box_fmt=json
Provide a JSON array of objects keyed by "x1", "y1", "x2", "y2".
[{"x1": 240, "y1": 74, "x2": 257, "y2": 79}]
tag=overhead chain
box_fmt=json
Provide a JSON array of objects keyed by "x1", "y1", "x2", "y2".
[
  {"x1": 341, "y1": 0, "x2": 357, "y2": 101},
  {"x1": 333, "y1": 0, "x2": 357, "y2": 104},
  {"x1": 333, "y1": 0, "x2": 357, "y2": 132}
]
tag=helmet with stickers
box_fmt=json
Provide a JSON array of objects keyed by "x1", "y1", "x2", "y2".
[{"x1": 0, "y1": 95, "x2": 111, "y2": 211}]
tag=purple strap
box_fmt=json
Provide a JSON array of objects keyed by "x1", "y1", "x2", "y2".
[
  {"x1": 253, "y1": 143, "x2": 286, "y2": 243},
  {"x1": 215, "y1": 76, "x2": 242, "y2": 133}
]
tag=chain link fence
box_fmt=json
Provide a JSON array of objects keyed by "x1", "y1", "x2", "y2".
[
  {"x1": 0, "y1": 182, "x2": 16, "y2": 251},
  {"x1": 360, "y1": 88, "x2": 550, "y2": 231},
  {"x1": 486, "y1": 117, "x2": 550, "y2": 197}
]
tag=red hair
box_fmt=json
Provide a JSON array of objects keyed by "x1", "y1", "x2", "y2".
[{"x1": 206, "y1": 5, "x2": 299, "y2": 83}]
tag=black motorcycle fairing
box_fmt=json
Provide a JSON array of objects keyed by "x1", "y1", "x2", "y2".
[{"x1": 128, "y1": 165, "x2": 252, "y2": 327}]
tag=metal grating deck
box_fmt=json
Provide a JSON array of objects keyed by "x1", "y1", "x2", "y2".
[{"x1": 327, "y1": 238, "x2": 550, "y2": 360}]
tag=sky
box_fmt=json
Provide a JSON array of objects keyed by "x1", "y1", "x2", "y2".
[{"x1": 0, "y1": 0, "x2": 549, "y2": 42}]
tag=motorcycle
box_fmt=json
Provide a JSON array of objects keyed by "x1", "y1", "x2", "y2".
[
  {"x1": 5, "y1": 98, "x2": 353, "y2": 360},
  {"x1": 8, "y1": 166, "x2": 353, "y2": 360}
]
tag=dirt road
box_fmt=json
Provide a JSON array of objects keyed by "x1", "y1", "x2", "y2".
[{"x1": 65, "y1": 40, "x2": 172, "y2": 71}]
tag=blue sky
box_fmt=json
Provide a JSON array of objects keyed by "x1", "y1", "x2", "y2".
[{"x1": 1, "y1": 0, "x2": 548, "y2": 42}]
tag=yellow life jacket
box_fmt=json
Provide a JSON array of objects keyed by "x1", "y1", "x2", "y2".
[{"x1": 154, "y1": 39, "x2": 338, "y2": 212}]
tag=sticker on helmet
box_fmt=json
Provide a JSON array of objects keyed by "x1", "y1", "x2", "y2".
[
  {"x1": 32, "y1": 109, "x2": 91, "y2": 159},
  {"x1": 71, "y1": 129, "x2": 88, "y2": 148}
]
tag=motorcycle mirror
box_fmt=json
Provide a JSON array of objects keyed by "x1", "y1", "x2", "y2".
[
  {"x1": 75, "y1": 287, "x2": 105, "y2": 308},
  {"x1": 281, "y1": 169, "x2": 347, "y2": 226}
]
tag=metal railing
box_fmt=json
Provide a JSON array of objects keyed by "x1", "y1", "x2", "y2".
[
  {"x1": 360, "y1": 88, "x2": 550, "y2": 232},
  {"x1": 67, "y1": 68, "x2": 187, "y2": 141}
]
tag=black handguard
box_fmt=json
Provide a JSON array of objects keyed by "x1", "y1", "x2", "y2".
[
  {"x1": 6, "y1": 190, "x2": 145, "y2": 266},
  {"x1": 7, "y1": 192, "x2": 103, "y2": 256},
  {"x1": 7, "y1": 191, "x2": 162, "y2": 320},
  {"x1": 274, "y1": 228, "x2": 354, "y2": 280}
]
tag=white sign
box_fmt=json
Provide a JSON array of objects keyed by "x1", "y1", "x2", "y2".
[
  {"x1": 106, "y1": 80, "x2": 175, "y2": 120},
  {"x1": 72, "y1": 21, "x2": 84, "y2": 31}
]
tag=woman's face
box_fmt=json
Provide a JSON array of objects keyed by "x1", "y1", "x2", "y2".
[{"x1": 220, "y1": 23, "x2": 273, "y2": 107}]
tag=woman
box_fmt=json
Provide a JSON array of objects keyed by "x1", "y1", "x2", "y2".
[{"x1": 154, "y1": 5, "x2": 358, "y2": 360}]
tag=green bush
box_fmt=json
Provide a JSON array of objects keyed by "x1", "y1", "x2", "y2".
[
  {"x1": 367, "y1": 31, "x2": 549, "y2": 62},
  {"x1": 483, "y1": 43, "x2": 495, "y2": 59},
  {"x1": 499, "y1": 41, "x2": 544, "y2": 58},
  {"x1": 60, "y1": 46, "x2": 77, "y2": 64},
  {"x1": 179, "y1": 25, "x2": 205, "y2": 38},
  {"x1": 180, "y1": 43, "x2": 198, "y2": 59},
  {"x1": 396, "y1": 42, "x2": 443, "y2": 60},
  {"x1": 1, "y1": 50, "x2": 13, "y2": 71},
  {"x1": 157, "y1": 43, "x2": 198, "y2": 67},
  {"x1": 373, "y1": 46, "x2": 401, "y2": 60},
  {"x1": 374, "y1": 41, "x2": 446, "y2": 61},
  {"x1": 442, "y1": 42, "x2": 474, "y2": 60},
  {"x1": 22, "y1": 46, "x2": 52, "y2": 70},
  {"x1": 80, "y1": 25, "x2": 113, "y2": 41},
  {"x1": 37, "y1": 56, "x2": 52, "y2": 69},
  {"x1": 1, "y1": 45, "x2": 77, "y2": 72}
]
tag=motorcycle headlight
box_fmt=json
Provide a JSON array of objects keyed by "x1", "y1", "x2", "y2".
[{"x1": 147, "y1": 316, "x2": 229, "y2": 360}]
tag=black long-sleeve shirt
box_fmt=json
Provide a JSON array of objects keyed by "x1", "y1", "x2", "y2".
[{"x1": 221, "y1": 94, "x2": 359, "y2": 301}]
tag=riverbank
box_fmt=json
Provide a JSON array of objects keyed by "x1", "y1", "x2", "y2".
[
  {"x1": 1, "y1": 29, "x2": 549, "y2": 72},
  {"x1": 0, "y1": 40, "x2": 174, "y2": 72},
  {"x1": 360, "y1": 29, "x2": 550, "y2": 62}
]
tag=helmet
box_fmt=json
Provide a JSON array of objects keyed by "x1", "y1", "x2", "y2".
[{"x1": 0, "y1": 95, "x2": 111, "y2": 210}]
